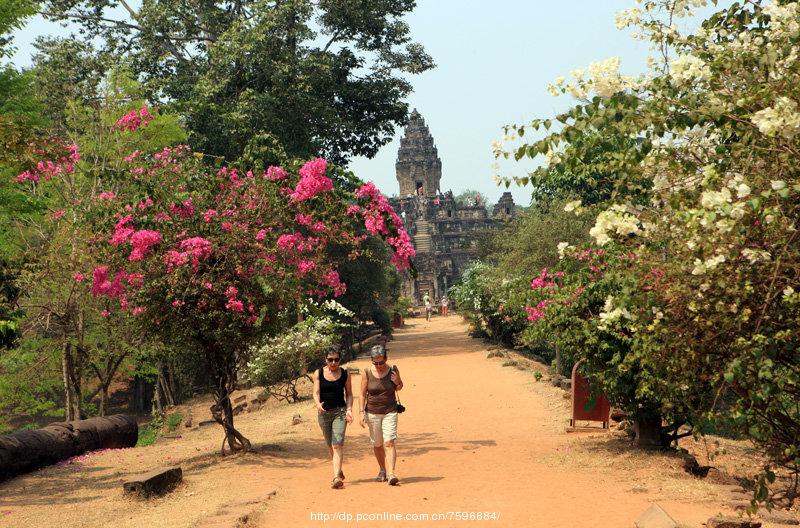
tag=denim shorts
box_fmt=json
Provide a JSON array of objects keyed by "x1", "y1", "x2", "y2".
[{"x1": 318, "y1": 406, "x2": 347, "y2": 446}]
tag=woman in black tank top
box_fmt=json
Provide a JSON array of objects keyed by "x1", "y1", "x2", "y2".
[{"x1": 313, "y1": 349, "x2": 353, "y2": 489}]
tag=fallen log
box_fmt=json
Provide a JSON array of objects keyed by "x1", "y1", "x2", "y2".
[{"x1": 0, "y1": 415, "x2": 138, "y2": 480}]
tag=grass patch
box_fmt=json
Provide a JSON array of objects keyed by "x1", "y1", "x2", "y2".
[
  {"x1": 487, "y1": 350, "x2": 506, "y2": 359},
  {"x1": 533, "y1": 371, "x2": 543, "y2": 381},
  {"x1": 166, "y1": 412, "x2": 183, "y2": 432},
  {"x1": 136, "y1": 422, "x2": 160, "y2": 447},
  {"x1": 501, "y1": 360, "x2": 519, "y2": 368}
]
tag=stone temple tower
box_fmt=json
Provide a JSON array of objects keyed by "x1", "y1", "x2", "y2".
[{"x1": 396, "y1": 110, "x2": 442, "y2": 197}]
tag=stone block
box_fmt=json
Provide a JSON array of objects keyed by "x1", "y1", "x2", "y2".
[
  {"x1": 232, "y1": 403, "x2": 247, "y2": 416},
  {"x1": 706, "y1": 517, "x2": 761, "y2": 528},
  {"x1": 198, "y1": 419, "x2": 216, "y2": 427},
  {"x1": 759, "y1": 510, "x2": 799, "y2": 525},
  {"x1": 634, "y1": 503, "x2": 678, "y2": 528},
  {"x1": 550, "y1": 375, "x2": 564, "y2": 388},
  {"x1": 123, "y1": 466, "x2": 182, "y2": 497},
  {"x1": 559, "y1": 379, "x2": 572, "y2": 391},
  {"x1": 233, "y1": 394, "x2": 247, "y2": 404}
]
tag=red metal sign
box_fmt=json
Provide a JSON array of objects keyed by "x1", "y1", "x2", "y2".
[{"x1": 570, "y1": 360, "x2": 610, "y2": 429}]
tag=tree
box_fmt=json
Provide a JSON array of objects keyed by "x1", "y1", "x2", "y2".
[
  {"x1": 66, "y1": 107, "x2": 414, "y2": 451},
  {"x1": 42, "y1": 0, "x2": 434, "y2": 164},
  {"x1": 454, "y1": 189, "x2": 488, "y2": 209}
]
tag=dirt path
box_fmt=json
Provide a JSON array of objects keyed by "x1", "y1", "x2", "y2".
[
  {"x1": 0, "y1": 316, "x2": 749, "y2": 528},
  {"x1": 252, "y1": 316, "x2": 729, "y2": 527}
]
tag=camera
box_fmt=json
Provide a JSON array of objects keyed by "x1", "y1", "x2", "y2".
[{"x1": 396, "y1": 403, "x2": 406, "y2": 413}]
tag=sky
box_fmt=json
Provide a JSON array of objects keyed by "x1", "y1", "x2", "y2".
[{"x1": 10, "y1": 1, "x2": 659, "y2": 207}]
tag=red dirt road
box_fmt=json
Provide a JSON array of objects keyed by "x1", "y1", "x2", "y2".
[
  {"x1": 0, "y1": 316, "x2": 744, "y2": 528},
  {"x1": 254, "y1": 316, "x2": 728, "y2": 528}
]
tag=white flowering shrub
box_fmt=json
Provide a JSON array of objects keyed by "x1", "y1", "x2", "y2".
[
  {"x1": 246, "y1": 314, "x2": 349, "y2": 402},
  {"x1": 490, "y1": 0, "x2": 800, "y2": 505}
]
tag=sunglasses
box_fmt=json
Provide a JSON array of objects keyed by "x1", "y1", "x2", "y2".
[
  {"x1": 326, "y1": 357, "x2": 341, "y2": 363},
  {"x1": 372, "y1": 359, "x2": 386, "y2": 366}
]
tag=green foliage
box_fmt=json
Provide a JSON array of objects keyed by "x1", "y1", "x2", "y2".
[
  {"x1": 43, "y1": 0, "x2": 434, "y2": 164},
  {"x1": 0, "y1": 336, "x2": 63, "y2": 430},
  {"x1": 136, "y1": 415, "x2": 163, "y2": 447},
  {"x1": 165, "y1": 412, "x2": 183, "y2": 432},
  {"x1": 0, "y1": 0, "x2": 38, "y2": 59},
  {"x1": 246, "y1": 311, "x2": 351, "y2": 401}
]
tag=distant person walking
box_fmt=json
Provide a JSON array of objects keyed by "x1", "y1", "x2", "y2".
[
  {"x1": 423, "y1": 293, "x2": 432, "y2": 321},
  {"x1": 313, "y1": 348, "x2": 354, "y2": 489},
  {"x1": 441, "y1": 296, "x2": 449, "y2": 317},
  {"x1": 360, "y1": 345, "x2": 404, "y2": 486}
]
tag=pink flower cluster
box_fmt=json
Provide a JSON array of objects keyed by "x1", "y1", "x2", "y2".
[
  {"x1": 530, "y1": 268, "x2": 563, "y2": 290},
  {"x1": 355, "y1": 182, "x2": 416, "y2": 270},
  {"x1": 170, "y1": 198, "x2": 195, "y2": 218},
  {"x1": 97, "y1": 191, "x2": 117, "y2": 202},
  {"x1": 296, "y1": 259, "x2": 316, "y2": 275},
  {"x1": 91, "y1": 266, "x2": 127, "y2": 297},
  {"x1": 129, "y1": 230, "x2": 162, "y2": 261},
  {"x1": 15, "y1": 143, "x2": 80, "y2": 184},
  {"x1": 224, "y1": 285, "x2": 244, "y2": 312},
  {"x1": 322, "y1": 270, "x2": 346, "y2": 297},
  {"x1": 110, "y1": 215, "x2": 135, "y2": 246},
  {"x1": 290, "y1": 158, "x2": 332, "y2": 201},
  {"x1": 115, "y1": 106, "x2": 153, "y2": 132},
  {"x1": 525, "y1": 301, "x2": 550, "y2": 322},
  {"x1": 164, "y1": 237, "x2": 212, "y2": 272},
  {"x1": 277, "y1": 233, "x2": 318, "y2": 252},
  {"x1": 266, "y1": 166, "x2": 288, "y2": 181}
]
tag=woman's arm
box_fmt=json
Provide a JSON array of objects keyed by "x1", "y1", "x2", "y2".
[
  {"x1": 391, "y1": 366, "x2": 404, "y2": 391},
  {"x1": 344, "y1": 372, "x2": 354, "y2": 423},
  {"x1": 313, "y1": 369, "x2": 325, "y2": 414},
  {"x1": 359, "y1": 369, "x2": 369, "y2": 427}
]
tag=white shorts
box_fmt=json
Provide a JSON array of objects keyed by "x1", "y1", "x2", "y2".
[{"x1": 366, "y1": 411, "x2": 398, "y2": 447}]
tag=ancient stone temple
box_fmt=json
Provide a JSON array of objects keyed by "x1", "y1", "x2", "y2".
[{"x1": 389, "y1": 110, "x2": 517, "y2": 303}]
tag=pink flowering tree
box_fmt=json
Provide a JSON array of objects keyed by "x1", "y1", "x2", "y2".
[
  {"x1": 84, "y1": 135, "x2": 413, "y2": 451},
  {"x1": 9, "y1": 85, "x2": 186, "y2": 421}
]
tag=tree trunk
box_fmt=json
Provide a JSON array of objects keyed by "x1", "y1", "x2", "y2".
[
  {"x1": 62, "y1": 344, "x2": 74, "y2": 421},
  {"x1": 99, "y1": 386, "x2": 106, "y2": 417},
  {"x1": 0, "y1": 415, "x2": 138, "y2": 481},
  {"x1": 634, "y1": 415, "x2": 665, "y2": 447},
  {"x1": 61, "y1": 343, "x2": 82, "y2": 421}
]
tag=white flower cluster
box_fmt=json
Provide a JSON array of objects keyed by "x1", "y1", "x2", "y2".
[
  {"x1": 699, "y1": 187, "x2": 732, "y2": 209},
  {"x1": 548, "y1": 57, "x2": 637, "y2": 99},
  {"x1": 563, "y1": 199, "x2": 583, "y2": 214},
  {"x1": 751, "y1": 97, "x2": 800, "y2": 138},
  {"x1": 597, "y1": 295, "x2": 636, "y2": 331},
  {"x1": 741, "y1": 248, "x2": 772, "y2": 263},
  {"x1": 544, "y1": 149, "x2": 562, "y2": 168},
  {"x1": 763, "y1": 1, "x2": 800, "y2": 39},
  {"x1": 691, "y1": 254, "x2": 726, "y2": 275},
  {"x1": 320, "y1": 299, "x2": 355, "y2": 318},
  {"x1": 557, "y1": 241, "x2": 572, "y2": 259},
  {"x1": 589, "y1": 204, "x2": 642, "y2": 246},
  {"x1": 670, "y1": 54, "x2": 712, "y2": 85},
  {"x1": 615, "y1": 7, "x2": 641, "y2": 29}
]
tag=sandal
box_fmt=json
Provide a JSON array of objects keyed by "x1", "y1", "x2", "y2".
[
  {"x1": 388, "y1": 474, "x2": 399, "y2": 486},
  {"x1": 338, "y1": 470, "x2": 345, "y2": 481},
  {"x1": 331, "y1": 477, "x2": 344, "y2": 489},
  {"x1": 376, "y1": 469, "x2": 387, "y2": 482}
]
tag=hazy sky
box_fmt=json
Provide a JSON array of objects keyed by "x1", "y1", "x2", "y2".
[{"x1": 11, "y1": 1, "x2": 658, "y2": 206}]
